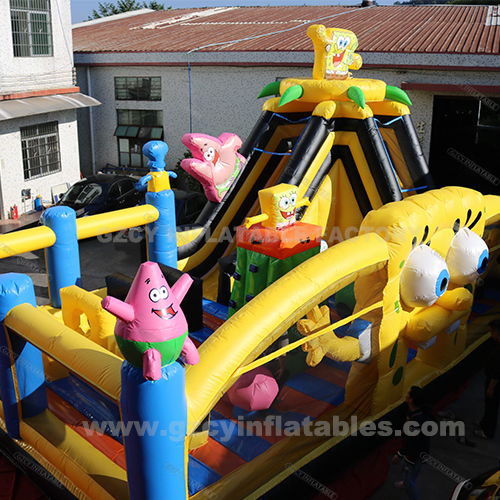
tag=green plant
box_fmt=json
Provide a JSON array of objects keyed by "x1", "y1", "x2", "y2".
[
  {"x1": 173, "y1": 151, "x2": 204, "y2": 193},
  {"x1": 87, "y1": 1, "x2": 169, "y2": 20}
]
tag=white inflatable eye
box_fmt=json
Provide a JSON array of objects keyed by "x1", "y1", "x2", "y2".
[
  {"x1": 400, "y1": 245, "x2": 450, "y2": 308},
  {"x1": 344, "y1": 37, "x2": 351, "y2": 49},
  {"x1": 160, "y1": 286, "x2": 168, "y2": 299},
  {"x1": 279, "y1": 196, "x2": 290, "y2": 210},
  {"x1": 203, "y1": 147, "x2": 215, "y2": 162},
  {"x1": 336, "y1": 36, "x2": 345, "y2": 50},
  {"x1": 149, "y1": 288, "x2": 160, "y2": 303},
  {"x1": 446, "y1": 227, "x2": 489, "y2": 285},
  {"x1": 290, "y1": 193, "x2": 297, "y2": 207}
]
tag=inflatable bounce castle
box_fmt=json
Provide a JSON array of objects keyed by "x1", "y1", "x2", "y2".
[{"x1": 0, "y1": 25, "x2": 499, "y2": 500}]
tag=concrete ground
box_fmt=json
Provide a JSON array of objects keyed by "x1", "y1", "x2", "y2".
[
  {"x1": 0, "y1": 234, "x2": 498, "y2": 500},
  {"x1": 0, "y1": 235, "x2": 142, "y2": 306},
  {"x1": 371, "y1": 370, "x2": 500, "y2": 499},
  {"x1": 0, "y1": 210, "x2": 41, "y2": 234}
]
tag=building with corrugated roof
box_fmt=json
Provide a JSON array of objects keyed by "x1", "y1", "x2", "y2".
[
  {"x1": 0, "y1": 0, "x2": 100, "y2": 219},
  {"x1": 73, "y1": 5, "x2": 500, "y2": 194}
]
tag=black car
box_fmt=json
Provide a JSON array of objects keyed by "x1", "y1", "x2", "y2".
[
  {"x1": 52, "y1": 174, "x2": 143, "y2": 218},
  {"x1": 41, "y1": 174, "x2": 206, "y2": 235},
  {"x1": 173, "y1": 190, "x2": 207, "y2": 226},
  {"x1": 112, "y1": 189, "x2": 206, "y2": 254}
]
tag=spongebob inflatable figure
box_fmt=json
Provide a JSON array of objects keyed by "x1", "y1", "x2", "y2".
[
  {"x1": 258, "y1": 24, "x2": 410, "y2": 110},
  {"x1": 308, "y1": 25, "x2": 362, "y2": 81},
  {"x1": 229, "y1": 184, "x2": 321, "y2": 317},
  {"x1": 298, "y1": 187, "x2": 493, "y2": 416},
  {"x1": 243, "y1": 183, "x2": 310, "y2": 231}
]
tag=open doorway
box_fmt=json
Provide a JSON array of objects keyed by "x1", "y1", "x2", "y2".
[{"x1": 429, "y1": 96, "x2": 500, "y2": 195}]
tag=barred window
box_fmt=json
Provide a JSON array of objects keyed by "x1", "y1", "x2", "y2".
[
  {"x1": 115, "y1": 77, "x2": 161, "y2": 101},
  {"x1": 21, "y1": 122, "x2": 61, "y2": 180},
  {"x1": 10, "y1": 0, "x2": 53, "y2": 57}
]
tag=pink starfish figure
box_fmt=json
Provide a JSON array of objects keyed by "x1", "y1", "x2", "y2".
[
  {"x1": 101, "y1": 261, "x2": 199, "y2": 381},
  {"x1": 181, "y1": 132, "x2": 246, "y2": 203}
]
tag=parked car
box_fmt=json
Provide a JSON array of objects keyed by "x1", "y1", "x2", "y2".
[
  {"x1": 172, "y1": 189, "x2": 207, "y2": 226},
  {"x1": 42, "y1": 174, "x2": 144, "y2": 220},
  {"x1": 113, "y1": 189, "x2": 207, "y2": 254},
  {"x1": 43, "y1": 174, "x2": 206, "y2": 223}
]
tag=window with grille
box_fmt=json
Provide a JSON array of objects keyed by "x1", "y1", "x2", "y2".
[
  {"x1": 115, "y1": 77, "x2": 161, "y2": 101},
  {"x1": 114, "y1": 110, "x2": 163, "y2": 168},
  {"x1": 21, "y1": 122, "x2": 61, "y2": 180},
  {"x1": 10, "y1": 0, "x2": 53, "y2": 57}
]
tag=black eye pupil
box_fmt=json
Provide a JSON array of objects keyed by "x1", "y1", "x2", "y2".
[{"x1": 479, "y1": 257, "x2": 488, "y2": 273}]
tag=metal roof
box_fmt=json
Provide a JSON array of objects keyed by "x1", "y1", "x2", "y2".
[
  {"x1": 0, "y1": 93, "x2": 101, "y2": 121},
  {"x1": 72, "y1": 8, "x2": 155, "y2": 29},
  {"x1": 72, "y1": 5, "x2": 500, "y2": 55}
]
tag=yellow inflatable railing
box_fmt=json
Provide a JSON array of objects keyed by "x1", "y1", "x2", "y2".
[
  {"x1": 5, "y1": 303, "x2": 122, "y2": 403},
  {"x1": 0, "y1": 205, "x2": 159, "y2": 259},
  {"x1": 185, "y1": 232, "x2": 389, "y2": 434}
]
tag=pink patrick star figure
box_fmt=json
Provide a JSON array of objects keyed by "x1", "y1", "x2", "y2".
[
  {"x1": 101, "y1": 261, "x2": 199, "y2": 381},
  {"x1": 181, "y1": 132, "x2": 246, "y2": 203}
]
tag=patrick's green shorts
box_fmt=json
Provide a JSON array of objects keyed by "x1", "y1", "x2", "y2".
[{"x1": 115, "y1": 331, "x2": 188, "y2": 368}]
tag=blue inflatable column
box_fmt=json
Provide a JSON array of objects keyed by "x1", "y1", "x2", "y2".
[
  {"x1": 43, "y1": 206, "x2": 81, "y2": 308},
  {"x1": 121, "y1": 361, "x2": 187, "y2": 500},
  {"x1": 146, "y1": 189, "x2": 177, "y2": 268},
  {"x1": 0, "y1": 274, "x2": 48, "y2": 439},
  {"x1": 136, "y1": 141, "x2": 178, "y2": 269}
]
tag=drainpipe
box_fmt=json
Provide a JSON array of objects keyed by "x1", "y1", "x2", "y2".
[{"x1": 87, "y1": 66, "x2": 96, "y2": 175}]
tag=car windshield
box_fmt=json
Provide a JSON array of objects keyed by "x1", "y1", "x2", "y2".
[{"x1": 62, "y1": 183, "x2": 104, "y2": 205}]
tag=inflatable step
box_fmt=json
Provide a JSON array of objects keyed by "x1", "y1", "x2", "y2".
[
  {"x1": 209, "y1": 410, "x2": 272, "y2": 462},
  {"x1": 188, "y1": 455, "x2": 221, "y2": 496}
]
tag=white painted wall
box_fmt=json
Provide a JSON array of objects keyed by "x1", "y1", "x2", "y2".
[
  {"x1": 0, "y1": 0, "x2": 74, "y2": 95},
  {"x1": 0, "y1": 0, "x2": 84, "y2": 219},
  {"x1": 75, "y1": 64, "x2": 309, "y2": 174},
  {"x1": 75, "y1": 56, "x2": 500, "y2": 178},
  {"x1": 0, "y1": 109, "x2": 81, "y2": 218}
]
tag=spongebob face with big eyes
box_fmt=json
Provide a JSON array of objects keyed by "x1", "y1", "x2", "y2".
[
  {"x1": 307, "y1": 25, "x2": 361, "y2": 81},
  {"x1": 326, "y1": 34, "x2": 352, "y2": 72},
  {"x1": 324, "y1": 30, "x2": 358, "y2": 79},
  {"x1": 274, "y1": 189, "x2": 298, "y2": 229},
  {"x1": 257, "y1": 184, "x2": 299, "y2": 230}
]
